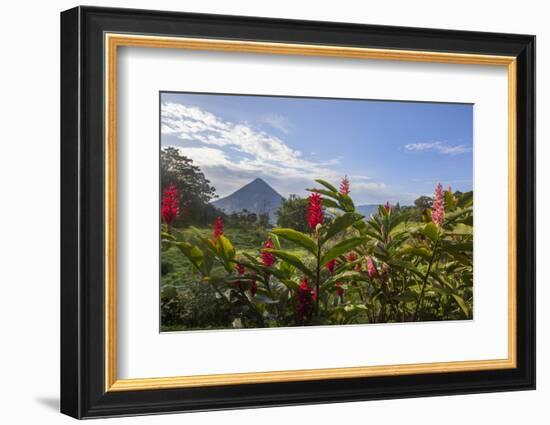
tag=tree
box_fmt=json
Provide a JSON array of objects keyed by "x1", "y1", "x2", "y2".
[
  {"x1": 161, "y1": 147, "x2": 219, "y2": 226},
  {"x1": 258, "y1": 213, "x2": 270, "y2": 228},
  {"x1": 414, "y1": 195, "x2": 433, "y2": 210},
  {"x1": 276, "y1": 195, "x2": 310, "y2": 232}
]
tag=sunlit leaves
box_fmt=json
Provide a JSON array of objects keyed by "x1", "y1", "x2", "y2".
[
  {"x1": 321, "y1": 212, "x2": 364, "y2": 243},
  {"x1": 264, "y1": 249, "x2": 314, "y2": 279},
  {"x1": 320, "y1": 237, "x2": 366, "y2": 267},
  {"x1": 271, "y1": 228, "x2": 317, "y2": 255},
  {"x1": 162, "y1": 179, "x2": 474, "y2": 327}
]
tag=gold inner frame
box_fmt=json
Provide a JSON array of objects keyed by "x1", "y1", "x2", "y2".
[{"x1": 104, "y1": 33, "x2": 517, "y2": 392}]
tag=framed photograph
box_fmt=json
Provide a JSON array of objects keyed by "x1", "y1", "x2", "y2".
[{"x1": 60, "y1": 6, "x2": 535, "y2": 419}]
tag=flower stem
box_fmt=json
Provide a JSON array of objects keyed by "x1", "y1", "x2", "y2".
[
  {"x1": 315, "y1": 244, "x2": 321, "y2": 315},
  {"x1": 413, "y1": 240, "x2": 439, "y2": 321}
]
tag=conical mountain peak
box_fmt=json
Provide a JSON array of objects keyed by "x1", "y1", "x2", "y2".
[{"x1": 212, "y1": 178, "x2": 283, "y2": 223}]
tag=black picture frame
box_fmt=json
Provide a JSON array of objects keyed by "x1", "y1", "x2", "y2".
[{"x1": 61, "y1": 5, "x2": 535, "y2": 419}]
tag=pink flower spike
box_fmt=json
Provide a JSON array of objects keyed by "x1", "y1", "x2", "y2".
[
  {"x1": 367, "y1": 256, "x2": 379, "y2": 279},
  {"x1": 339, "y1": 175, "x2": 350, "y2": 195},
  {"x1": 431, "y1": 183, "x2": 445, "y2": 227}
]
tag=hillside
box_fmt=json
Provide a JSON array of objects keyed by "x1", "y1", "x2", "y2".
[{"x1": 212, "y1": 178, "x2": 283, "y2": 223}]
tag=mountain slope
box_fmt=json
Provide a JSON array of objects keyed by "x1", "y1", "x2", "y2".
[
  {"x1": 212, "y1": 178, "x2": 283, "y2": 223},
  {"x1": 356, "y1": 204, "x2": 379, "y2": 218}
]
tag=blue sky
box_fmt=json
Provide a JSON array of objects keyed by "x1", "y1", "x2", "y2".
[{"x1": 161, "y1": 92, "x2": 473, "y2": 205}]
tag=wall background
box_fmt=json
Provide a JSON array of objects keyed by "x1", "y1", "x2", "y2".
[{"x1": 0, "y1": 1, "x2": 544, "y2": 423}]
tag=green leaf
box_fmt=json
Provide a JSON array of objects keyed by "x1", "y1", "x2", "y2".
[
  {"x1": 320, "y1": 237, "x2": 366, "y2": 267},
  {"x1": 322, "y1": 198, "x2": 340, "y2": 209},
  {"x1": 431, "y1": 284, "x2": 454, "y2": 296},
  {"x1": 397, "y1": 246, "x2": 433, "y2": 261},
  {"x1": 343, "y1": 304, "x2": 368, "y2": 313},
  {"x1": 270, "y1": 233, "x2": 281, "y2": 249},
  {"x1": 429, "y1": 271, "x2": 457, "y2": 291},
  {"x1": 339, "y1": 194, "x2": 355, "y2": 212},
  {"x1": 160, "y1": 231, "x2": 176, "y2": 241},
  {"x1": 378, "y1": 204, "x2": 389, "y2": 218},
  {"x1": 278, "y1": 260, "x2": 296, "y2": 278},
  {"x1": 175, "y1": 242, "x2": 205, "y2": 274},
  {"x1": 315, "y1": 179, "x2": 338, "y2": 193},
  {"x1": 322, "y1": 271, "x2": 364, "y2": 289},
  {"x1": 161, "y1": 286, "x2": 177, "y2": 299},
  {"x1": 190, "y1": 229, "x2": 220, "y2": 256},
  {"x1": 444, "y1": 189, "x2": 457, "y2": 210},
  {"x1": 271, "y1": 228, "x2": 317, "y2": 256},
  {"x1": 306, "y1": 188, "x2": 340, "y2": 201},
  {"x1": 388, "y1": 222, "x2": 407, "y2": 238},
  {"x1": 452, "y1": 294, "x2": 470, "y2": 317},
  {"x1": 444, "y1": 207, "x2": 473, "y2": 223},
  {"x1": 422, "y1": 208, "x2": 433, "y2": 223},
  {"x1": 386, "y1": 259, "x2": 424, "y2": 277},
  {"x1": 440, "y1": 241, "x2": 473, "y2": 254},
  {"x1": 218, "y1": 235, "x2": 236, "y2": 261},
  {"x1": 261, "y1": 265, "x2": 288, "y2": 281},
  {"x1": 322, "y1": 212, "x2": 364, "y2": 243},
  {"x1": 279, "y1": 279, "x2": 299, "y2": 291},
  {"x1": 265, "y1": 249, "x2": 314, "y2": 278},
  {"x1": 457, "y1": 191, "x2": 473, "y2": 208},
  {"x1": 450, "y1": 223, "x2": 473, "y2": 236},
  {"x1": 421, "y1": 222, "x2": 440, "y2": 243},
  {"x1": 392, "y1": 290, "x2": 417, "y2": 302},
  {"x1": 252, "y1": 294, "x2": 279, "y2": 305}
]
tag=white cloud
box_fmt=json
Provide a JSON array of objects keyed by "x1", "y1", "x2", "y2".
[
  {"x1": 404, "y1": 141, "x2": 471, "y2": 155},
  {"x1": 261, "y1": 113, "x2": 291, "y2": 134},
  {"x1": 162, "y1": 102, "x2": 337, "y2": 180},
  {"x1": 162, "y1": 101, "x2": 408, "y2": 203},
  {"x1": 176, "y1": 147, "x2": 231, "y2": 168}
]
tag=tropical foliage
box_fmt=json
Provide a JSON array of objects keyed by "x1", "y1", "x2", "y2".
[
  {"x1": 161, "y1": 147, "x2": 218, "y2": 226},
  {"x1": 160, "y1": 176, "x2": 473, "y2": 329}
]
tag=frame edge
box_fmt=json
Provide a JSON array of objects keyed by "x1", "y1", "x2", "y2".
[
  {"x1": 62, "y1": 6, "x2": 536, "y2": 418},
  {"x1": 60, "y1": 6, "x2": 83, "y2": 420}
]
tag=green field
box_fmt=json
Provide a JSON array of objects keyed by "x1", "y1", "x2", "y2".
[{"x1": 161, "y1": 225, "x2": 308, "y2": 331}]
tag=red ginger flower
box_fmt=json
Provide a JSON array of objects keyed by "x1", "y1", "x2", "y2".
[
  {"x1": 212, "y1": 216, "x2": 224, "y2": 239},
  {"x1": 431, "y1": 183, "x2": 445, "y2": 227},
  {"x1": 367, "y1": 256, "x2": 379, "y2": 279},
  {"x1": 307, "y1": 193, "x2": 324, "y2": 230},
  {"x1": 326, "y1": 259, "x2": 337, "y2": 274},
  {"x1": 347, "y1": 252, "x2": 361, "y2": 271},
  {"x1": 236, "y1": 262, "x2": 257, "y2": 296},
  {"x1": 347, "y1": 252, "x2": 357, "y2": 262},
  {"x1": 161, "y1": 184, "x2": 180, "y2": 226},
  {"x1": 232, "y1": 262, "x2": 245, "y2": 290},
  {"x1": 339, "y1": 175, "x2": 350, "y2": 195},
  {"x1": 261, "y1": 237, "x2": 277, "y2": 267},
  {"x1": 335, "y1": 282, "x2": 345, "y2": 297},
  {"x1": 384, "y1": 202, "x2": 392, "y2": 213},
  {"x1": 296, "y1": 278, "x2": 314, "y2": 321},
  {"x1": 250, "y1": 279, "x2": 258, "y2": 297}
]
